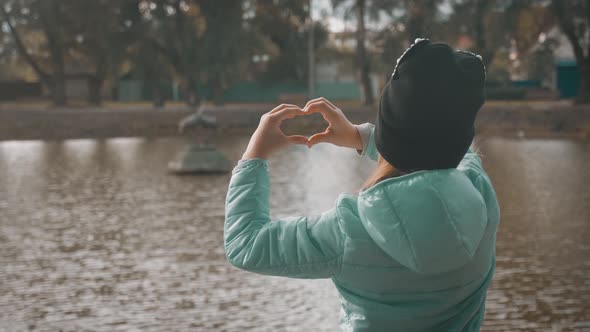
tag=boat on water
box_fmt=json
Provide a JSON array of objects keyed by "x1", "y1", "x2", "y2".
[
  {"x1": 168, "y1": 107, "x2": 232, "y2": 175},
  {"x1": 168, "y1": 144, "x2": 232, "y2": 174}
]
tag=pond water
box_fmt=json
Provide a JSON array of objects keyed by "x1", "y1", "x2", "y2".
[{"x1": 0, "y1": 135, "x2": 588, "y2": 331}]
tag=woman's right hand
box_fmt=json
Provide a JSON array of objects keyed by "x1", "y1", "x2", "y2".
[{"x1": 304, "y1": 97, "x2": 363, "y2": 150}]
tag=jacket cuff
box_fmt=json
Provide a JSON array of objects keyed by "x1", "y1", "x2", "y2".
[
  {"x1": 354, "y1": 123, "x2": 373, "y2": 156},
  {"x1": 233, "y1": 158, "x2": 268, "y2": 173}
]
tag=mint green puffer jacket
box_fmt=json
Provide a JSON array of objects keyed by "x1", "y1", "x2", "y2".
[{"x1": 224, "y1": 125, "x2": 500, "y2": 331}]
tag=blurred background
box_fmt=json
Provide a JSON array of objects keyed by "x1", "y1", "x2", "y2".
[
  {"x1": 0, "y1": 0, "x2": 588, "y2": 107},
  {"x1": 0, "y1": 1, "x2": 589, "y2": 331}
]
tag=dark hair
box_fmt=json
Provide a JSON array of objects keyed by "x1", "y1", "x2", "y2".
[{"x1": 361, "y1": 154, "x2": 413, "y2": 191}]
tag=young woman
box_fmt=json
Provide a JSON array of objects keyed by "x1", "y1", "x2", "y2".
[{"x1": 224, "y1": 39, "x2": 500, "y2": 331}]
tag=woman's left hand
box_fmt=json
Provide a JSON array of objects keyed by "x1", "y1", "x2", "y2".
[{"x1": 242, "y1": 104, "x2": 309, "y2": 160}]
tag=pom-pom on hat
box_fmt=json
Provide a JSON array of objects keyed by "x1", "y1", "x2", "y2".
[{"x1": 375, "y1": 38, "x2": 486, "y2": 171}]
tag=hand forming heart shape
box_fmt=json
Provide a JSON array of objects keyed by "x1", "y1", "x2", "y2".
[
  {"x1": 241, "y1": 97, "x2": 362, "y2": 160},
  {"x1": 279, "y1": 109, "x2": 328, "y2": 139}
]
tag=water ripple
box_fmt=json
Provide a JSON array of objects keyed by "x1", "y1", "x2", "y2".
[{"x1": 0, "y1": 136, "x2": 588, "y2": 331}]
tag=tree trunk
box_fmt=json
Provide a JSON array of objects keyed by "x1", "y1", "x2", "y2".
[
  {"x1": 111, "y1": 84, "x2": 119, "y2": 102},
  {"x1": 42, "y1": 0, "x2": 68, "y2": 106},
  {"x1": 0, "y1": 5, "x2": 55, "y2": 102},
  {"x1": 88, "y1": 76, "x2": 104, "y2": 105},
  {"x1": 210, "y1": 79, "x2": 224, "y2": 105},
  {"x1": 551, "y1": 0, "x2": 589, "y2": 104},
  {"x1": 406, "y1": 2, "x2": 426, "y2": 44},
  {"x1": 111, "y1": 66, "x2": 120, "y2": 101},
  {"x1": 88, "y1": 50, "x2": 108, "y2": 105},
  {"x1": 473, "y1": 0, "x2": 495, "y2": 67},
  {"x1": 576, "y1": 60, "x2": 590, "y2": 104},
  {"x1": 355, "y1": 0, "x2": 374, "y2": 105},
  {"x1": 186, "y1": 79, "x2": 201, "y2": 107},
  {"x1": 2, "y1": 1, "x2": 69, "y2": 106},
  {"x1": 153, "y1": 80, "x2": 165, "y2": 108},
  {"x1": 50, "y1": 60, "x2": 67, "y2": 106},
  {"x1": 52, "y1": 74, "x2": 66, "y2": 106}
]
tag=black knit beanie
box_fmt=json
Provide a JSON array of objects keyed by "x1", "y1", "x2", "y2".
[{"x1": 375, "y1": 38, "x2": 486, "y2": 171}]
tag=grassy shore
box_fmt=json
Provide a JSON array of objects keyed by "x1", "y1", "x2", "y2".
[{"x1": 1, "y1": 100, "x2": 588, "y2": 141}]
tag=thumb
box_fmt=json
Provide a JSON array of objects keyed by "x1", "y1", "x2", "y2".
[
  {"x1": 286, "y1": 135, "x2": 309, "y2": 145},
  {"x1": 308, "y1": 130, "x2": 332, "y2": 147}
]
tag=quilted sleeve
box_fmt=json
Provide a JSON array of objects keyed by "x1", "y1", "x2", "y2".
[
  {"x1": 458, "y1": 147, "x2": 485, "y2": 174},
  {"x1": 457, "y1": 146, "x2": 501, "y2": 228},
  {"x1": 224, "y1": 159, "x2": 345, "y2": 279}
]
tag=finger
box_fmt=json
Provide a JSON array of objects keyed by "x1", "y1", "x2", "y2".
[
  {"x1": 304, "y1": 101, "x2": 337, "y2": 120},
  {"x1": 304, "y1": 99, "x2": 337, "y2": 112},
  {"x1": 286, "y1": 135, "x2": 309, "y2": 145},
  {"x1": 308, "y1": 129, "x2": 332, "y2": 146},
  {"x1": 304, "y1": 97, "x2": 323, "y2": 109},
  {"x1": 266, "y1": 103, "x2": 293, "y2": 116},
  {"x1": 304, "y1": 98, "x2": 337, "y2": 112},
  {"x1": 270, "y1": 104, "x2": 298, "y2": 114},
  {"x1": 304, "y1": 102, "x2": 339, "y2": 124},
  {"x1": 304, "y1": 97, "x2": 336, "y2": 108},
  {"x1": 319, "y1": 97, "x2": 339, "y2": 110},
  {"x1": 269, "y1": 106, "x2": 304, "y2": 122}
]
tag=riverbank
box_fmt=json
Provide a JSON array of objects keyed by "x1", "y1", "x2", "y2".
[{"x1": 1, "y1": 100, "x2": 589, "y2": 141}]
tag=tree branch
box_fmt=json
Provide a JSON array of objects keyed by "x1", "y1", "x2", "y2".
[
  {"x1": 551, "y1": 0, "x2": 585, "y2": 62},
  {"x1": 39, "y1": 0, "x2": 65, "y2": 77},
  {"x1": 586, "y1": 0, "x2": 590, "y2": 58},
  {"x1": 0, "y1": 5, "x2": 50, "y2": 80},
  {"x1": 150, "y1": 39, "x2": 179, "y2": 68}
]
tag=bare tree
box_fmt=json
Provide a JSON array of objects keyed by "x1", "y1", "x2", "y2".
[
  {"x1": 1, "y1": 0, "x2": 68, "y2": 106},
  {"x1": 404, "y1": 0, "x2": 440, "y2": 44},
  {"x1": 333, "y1": 0, "x2": 382, "y2": 105},
  {"x1": 354, "y1": 0, "x2": 375, "y2": 105},
  {"x1": 473, "y1": 0, "x2": 495, "y2": 67}
]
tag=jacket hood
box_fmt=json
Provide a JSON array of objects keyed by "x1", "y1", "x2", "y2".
[{"x1": 358, "y1": 169, "x2": 487, "y2": 274}]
